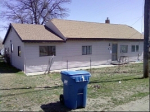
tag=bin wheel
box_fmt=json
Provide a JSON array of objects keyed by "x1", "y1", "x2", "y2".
[{"x1": 60, "y1": 94, "x2": 64, "y2": 104}]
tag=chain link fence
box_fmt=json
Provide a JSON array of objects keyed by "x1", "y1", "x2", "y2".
[{"x1": 24, "y1": 55, "x2": 144, "y2": 77}]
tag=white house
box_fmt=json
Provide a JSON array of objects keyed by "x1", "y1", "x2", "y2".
[{"x1": 3, "y1": 18, "x2": 143, "y2": 75}]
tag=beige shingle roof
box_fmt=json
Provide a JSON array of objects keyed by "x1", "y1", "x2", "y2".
[
  {"x1": 51, "y1": 19, "x2": 143, "y2": 39},
  {"x1": 11, "y1": 23, "x2": 63, "y2": 41}
]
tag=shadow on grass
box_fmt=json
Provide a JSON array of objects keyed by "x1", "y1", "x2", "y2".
[
  {"x1": 41, "y1": 101, "x2": 71, "y2": 112},
  {"x1": 0, "y1": 56, "x2": 22, "y2": 73},
  {"x1": 89, "y1": 77, "x2": 145, "y2": 84},
  {"x1": 0, "y1": 85, "x2": 63, "y2": 97}
]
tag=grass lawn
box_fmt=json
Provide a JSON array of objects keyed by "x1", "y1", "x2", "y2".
[{"x1": 0, "y1": 56, "x2": 149, "y2": 111}]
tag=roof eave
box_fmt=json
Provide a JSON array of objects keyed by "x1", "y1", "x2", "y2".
[
  {"x1": 22, "y1": 40, "x2": 66, "y2": 43},
  {"x1": 66, "y1": 38, "x2": 144, "y2": 41},
  {"x1": 2, "y1": 24, "x2": 11, "y2": 44},
  {"x1": 2, "y1": 23, "x2": 23, "y2": 44}
]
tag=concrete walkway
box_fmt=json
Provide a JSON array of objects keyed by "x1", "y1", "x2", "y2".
[
  {"x1": 26, "y1": 64, "x2": 116, "y2": 76},
  {"x1": 26, "y1": 61, "x2": 143, "y2": 76}
]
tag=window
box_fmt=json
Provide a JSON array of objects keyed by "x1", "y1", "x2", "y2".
[
  {"x1": 82, "y1": 46, "x2": 87, "y2": 55},
  {"x1": 131, "y1": 45, "x2": 135, "y2": 52},
  {"x1": 82, "y1": 46, "x2": 92, "y2": 55},
  {"x1": 39, "y1": 46, "x2": 56, "y2": 56},
  {"x1": 131, "y1": 45, "x2": 139, "y2": 52},
  {"x1": 136, "y1": 45, "x2": 139, "y2": 52},
  {"x1": 18, "y1": 46, "x2": 21, "y2": 57},
  {"x1": 120, "y1": 45, "x2": 128, "y2": 53},
  {"x1": 11, "y1": 44, "x2": 13, "y2": 53}
]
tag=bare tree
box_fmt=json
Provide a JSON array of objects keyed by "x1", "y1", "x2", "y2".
[{"x1": 0, "y1": 0, "x2": 71, "y2": 25}]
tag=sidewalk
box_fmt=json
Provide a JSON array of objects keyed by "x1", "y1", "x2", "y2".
[
  {"x1": 26, "y1": 64, "x2": 116, "y2": 76},
  {"x1": 26, "y1": 61, "x2": 143, "y2": 76}
]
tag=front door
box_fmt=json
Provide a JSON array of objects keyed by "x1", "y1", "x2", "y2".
[{"x1": 112, "y1": 44, "x2": 118, "y2": 61}]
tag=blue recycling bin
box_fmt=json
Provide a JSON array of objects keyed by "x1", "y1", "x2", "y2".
[{"x1": 60, "y1": 70, "x2": 91, "y2": 109}]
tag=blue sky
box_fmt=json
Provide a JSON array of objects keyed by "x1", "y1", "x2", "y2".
[{"x1": 0, "y1": 0, "x2": 144, "y2": 39}]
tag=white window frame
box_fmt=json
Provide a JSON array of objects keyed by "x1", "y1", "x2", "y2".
[
  {"x1": 136, "y1": 45, "x2": 139, "y2": 52},
  {"x1": 39, "y1": 46, "x2": 56, "y2": 56},
  {"x1": 131, "y1": 45, "x2": 139, "y2": 52},
  {"x1": 82, "y1": 46, "x2": 92, "y2": 55},
  {"x1": 120, "y1": 45, "x2": 128, "y2": 53},
  {"x1": 18, "y1": 46, "x2": 21, "y2": 57},
  {"x1": 11, "y1": 43, "x2": 13, "y2": 53},
  {"x1": 131, "y1": 45, "x2": 135, "y2": 52}
]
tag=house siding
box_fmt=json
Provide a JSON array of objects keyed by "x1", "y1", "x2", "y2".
[
  {"x1": 117, "y1": 41, "x2": 143, "y2": 61},
  {"x1": 24, "y1": 40, "x2": 143, "y2": 74},
  {"x1": 4, "y1": 27, "x2": 24, "y2": 70},
  {"x1": 24, "y1": 40, "x2": 111, "y2": 73}
]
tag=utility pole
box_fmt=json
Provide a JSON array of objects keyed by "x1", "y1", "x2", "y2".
[{"x1": 143, "y1": 0, "x2": 150, "y2": 78}]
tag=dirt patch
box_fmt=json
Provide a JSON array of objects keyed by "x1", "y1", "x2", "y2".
[
  {"x1": 110, "y1": 95, "x2": 149, "y2": 111},
  {"x1": 86, "y1": 97, "x2": 112, "y2": 111}
]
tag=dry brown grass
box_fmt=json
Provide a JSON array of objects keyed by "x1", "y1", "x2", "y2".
[{"x1": 0, "y1": 62, "x2": 149, "y2": 111}]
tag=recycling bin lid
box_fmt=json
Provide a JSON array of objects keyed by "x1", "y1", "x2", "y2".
[{"x1": 61, "y1": 70, "x2": 90, "y2": 76}]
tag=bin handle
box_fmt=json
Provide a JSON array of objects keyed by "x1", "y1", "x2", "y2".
[{"x1": 82, "y1": 75, "x2": 85, "y2": 81}]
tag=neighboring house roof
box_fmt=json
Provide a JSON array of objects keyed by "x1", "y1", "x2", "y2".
[
  {"x1": 0, "y1": 37, "x2": 3, "y2": 49},
  {"x1": 0, "y1": 43, "x2": 3, "y2": 50},
  {"x1": 3, "y1": 23, "x2": 64, "y2": 44},
  {"x1": 51, "y1": 19, "x2": 143, "y2": 40}
]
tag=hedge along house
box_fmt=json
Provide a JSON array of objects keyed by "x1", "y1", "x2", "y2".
[{"x1": 3, "y1": 18, "x2": 143, "y2": 75}]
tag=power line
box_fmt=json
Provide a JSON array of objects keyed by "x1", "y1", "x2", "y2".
[
  {"x1": 130, "y1": 16, "x2": 143, "y2": 26},
  {"x1": 99, "y1": 0, "x2": 131, "y2": 21},
  {"x1": 101, "y1": 0, "x2": 129, "y2": 15},
  {"x1": 119, "y1": 16, "x2": 143, "y2": 24},
  {"x1": 124, "y1": 16, "x2": 143, "y2": 40},
  {"x1": 125, "y1": 0, "x2": 144, "y2": 40},
  {"x1": 109, "y1": 3, "x2": 143, "y2": 19}
]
